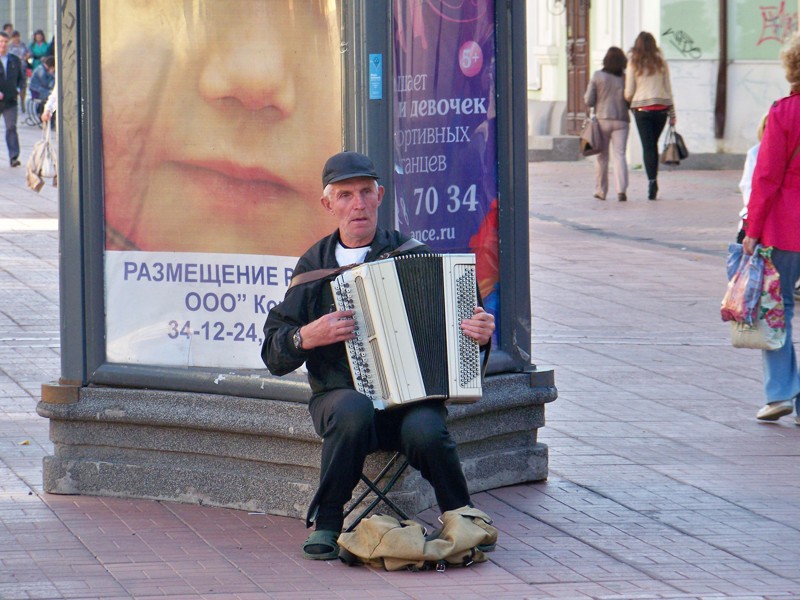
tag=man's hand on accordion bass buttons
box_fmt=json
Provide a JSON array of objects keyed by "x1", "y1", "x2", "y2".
[
  {"x1": 297, "y1": 310, "x2": 357, "y2": 350},
  {"x1": 460, "y1": 306, "x2": 495, "y2": 346}
]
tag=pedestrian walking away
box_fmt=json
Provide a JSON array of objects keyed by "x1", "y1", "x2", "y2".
[
  {"x1": 625, "y1": 31, "x2": 676, "y2": 201},
  {"x1": 584, "y1": 46, "x2": 629, "y2": 202},
  {"x1": 743, "y1": 32, "x2": 800, "y2": 426}
]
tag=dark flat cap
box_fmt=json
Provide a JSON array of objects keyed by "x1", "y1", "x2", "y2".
[{"x1": 322, "y1": 151, "x2": 379, "y2": 188}]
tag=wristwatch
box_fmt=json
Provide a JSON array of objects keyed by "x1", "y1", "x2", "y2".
[{"x1": 292, "y1": 328, "x2": 303, "y2": 351}]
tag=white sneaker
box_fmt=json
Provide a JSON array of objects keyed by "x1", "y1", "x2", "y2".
[
  {"x1": 756, "y1": 400, "x2": 794, "y2": 421},
  {"x1": 795, "y1": 415, "x2": 800, "y2": 426}
]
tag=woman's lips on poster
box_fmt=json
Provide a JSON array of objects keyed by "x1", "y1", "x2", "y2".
[{"x1": 168, "y1": 159, "x2": 298, "y2": 204}]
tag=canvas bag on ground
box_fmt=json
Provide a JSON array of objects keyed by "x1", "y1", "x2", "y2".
[
  {"x1": 579, "y1": 112, "x2": 602, "y2": 157},
  {"x1": 721, "y1": 243, "x2": 763, "y2": 325},
  {"x1": 26, "y1": 125, "x2": 58, "y2": 193},
  {"x1": 660, "y1": 125, "x2": 681, "y2": 165},
  {"x1": 337, "y1": 506, "x2": 498, "y2": 572},
  {"x1": 731, "y1": 246, "x2": 786, "y2": 350}
]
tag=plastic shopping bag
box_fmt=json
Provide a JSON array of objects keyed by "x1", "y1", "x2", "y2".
[
  {"x1": 730, "y1": 246, "x2": 786, "y2": 350},
  {"x1": 720, "y1": 243, "x2": 763, "y2": 324}
]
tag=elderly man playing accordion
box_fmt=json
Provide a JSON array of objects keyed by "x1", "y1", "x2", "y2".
[{"x1": 261, "y1": 151, "x2": 494, "y2": 560}]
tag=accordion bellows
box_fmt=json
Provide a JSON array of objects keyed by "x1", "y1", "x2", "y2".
[{"x1": 331, "y1": 254, "x2": 482, "y2": 410}]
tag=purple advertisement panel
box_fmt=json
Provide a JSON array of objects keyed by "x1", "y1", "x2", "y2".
[{"x1": 392, "y1": 0, "x2": 499, "y2": 319}]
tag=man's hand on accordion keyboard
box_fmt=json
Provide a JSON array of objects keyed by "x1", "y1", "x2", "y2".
[
  {"x1": 297, "y1": 310, "x2": 357, "y2": 350},
  {"x1": 460, "y1": 306, "x2": 495, "y2": 346}
]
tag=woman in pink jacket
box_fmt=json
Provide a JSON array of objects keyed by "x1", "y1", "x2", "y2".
[{"x1": 744, "y1": 33, "x2": 800, "y2": 424}]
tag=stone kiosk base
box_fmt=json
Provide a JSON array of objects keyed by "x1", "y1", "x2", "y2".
[{"x1": 37, "y1": 372, "x2": 557, "y2": 521}]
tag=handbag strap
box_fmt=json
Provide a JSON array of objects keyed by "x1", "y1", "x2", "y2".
[
  {"x1": 664, "y1": 125, "x2": 676, "y2": 144},
  {"x1": 287, "y1": 237, "x2": 424, "y2": 290}
]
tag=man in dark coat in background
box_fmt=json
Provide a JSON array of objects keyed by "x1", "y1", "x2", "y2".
[{"x1": 0, "y1": 31, "x2": 25, "y2": 167}]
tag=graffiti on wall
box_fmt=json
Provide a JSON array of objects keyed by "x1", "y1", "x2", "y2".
[
  {"x1": 757, "y1": 1, "x2": 798, "y2": 45},
  {"x1": 662, "y1": 28, "x2": 703, "y2": 59}
]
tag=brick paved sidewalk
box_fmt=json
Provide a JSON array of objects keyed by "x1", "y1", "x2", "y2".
[{"x1": 1, "y1": 125, "x2": 799, "y2": 600}]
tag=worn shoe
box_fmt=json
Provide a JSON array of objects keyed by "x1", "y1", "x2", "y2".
[
  {"x1": 9, "y1": 158, "x2": 20, "y2": 167},
  {"x1": 302, "y1": 529, "x2": 340, "y2": 560},
  {"x1": 756, "y1": 400, "x2": 794, "y2": 421},
  {"x1": 593, "y1": 193, "x2": 605, "y2": 201},
  {"x1": 647, "y1": 180, "x2": 658, "y2": 200},
  {"x1": 618, "y1": 193, "x2": 627, "y2": 202},
  {"x1": 795, "y1": 415, "x2": 800, "y2": 426}
]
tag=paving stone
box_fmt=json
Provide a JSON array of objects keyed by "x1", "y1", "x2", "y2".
[{"x1": 1, "y1": 138, "x2": 799, "y2": 598}]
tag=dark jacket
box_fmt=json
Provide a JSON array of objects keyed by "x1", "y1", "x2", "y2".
[
  {"x1": 28, "y1": 64, "x2": 54, "y2": 98},
  {"x1": 0, "y1": 53, "x2": 24, "y2": 109},
  {"x1": 261, "y1": 228, "x2": 426, "y2": 396}
]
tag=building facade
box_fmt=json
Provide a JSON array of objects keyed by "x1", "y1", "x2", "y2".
[
  {"x1": 0, "y1": 0, "x2": 56, "y2": 41},
  {"x1": 528, "y1": 0, "x2": 799, "y2": 163}
]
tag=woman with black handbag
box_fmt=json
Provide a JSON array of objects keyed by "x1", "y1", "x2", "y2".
[
  {"x1": 624, "y1": 32, "x2": 676, "y2": 200},
  {"x1": 584, "y1": 47, "x2": 629, "y2": 202}
]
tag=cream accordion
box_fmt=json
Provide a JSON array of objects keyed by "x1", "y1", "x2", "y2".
[{"x1": 331, "y1": 253, "x2": 483, "y2": 410}]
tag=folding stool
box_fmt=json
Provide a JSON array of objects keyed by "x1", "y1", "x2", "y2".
[{"x1": 343, "y1": 451, "x2": 411, "y2": 532}]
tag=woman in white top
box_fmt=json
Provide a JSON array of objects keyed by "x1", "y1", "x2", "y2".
[{"x1": 737, "y1": 113, "x2": 768, "y2": 242}]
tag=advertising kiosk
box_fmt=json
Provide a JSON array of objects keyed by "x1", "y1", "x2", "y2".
[{"x1": 39, "y1": 0, "x2": 556, "y2": 519}]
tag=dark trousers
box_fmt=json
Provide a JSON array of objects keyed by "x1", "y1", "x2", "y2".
[
  {"x1": 632, "y1": 109, "x2": 668, "y2": 181},
  {"x1": 306, "y1": 388, "x2": 471, "y2": 531},
  {"x1": 2, "y1": 105, "x2": 20, "y2": 161}
]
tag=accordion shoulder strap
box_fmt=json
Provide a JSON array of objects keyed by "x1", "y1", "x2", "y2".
[
  {"x1": 478, "y1": 290, "x2": 492, "y2": 381},
  {"x1": 480, "y1": 338, "x2": 491, "y2": 382},
  {"x1": 287, "y1": 264, "x2": 352, "y2": 291},
  {"x1": 287, "y1": 238, "x2": 424, "y2": 290}
]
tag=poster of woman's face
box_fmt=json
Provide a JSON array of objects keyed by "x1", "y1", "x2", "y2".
[
  {"x1": 100, "y1": 0, "x2": 343, "y2": 257},
  {"x1": 100, "y1": 1, "x2": 344, "y2": 370}
]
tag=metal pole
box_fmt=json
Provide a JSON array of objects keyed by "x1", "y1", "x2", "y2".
[{"x1": 714, "y1": 0, "x2": 727, "y2": 139}]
